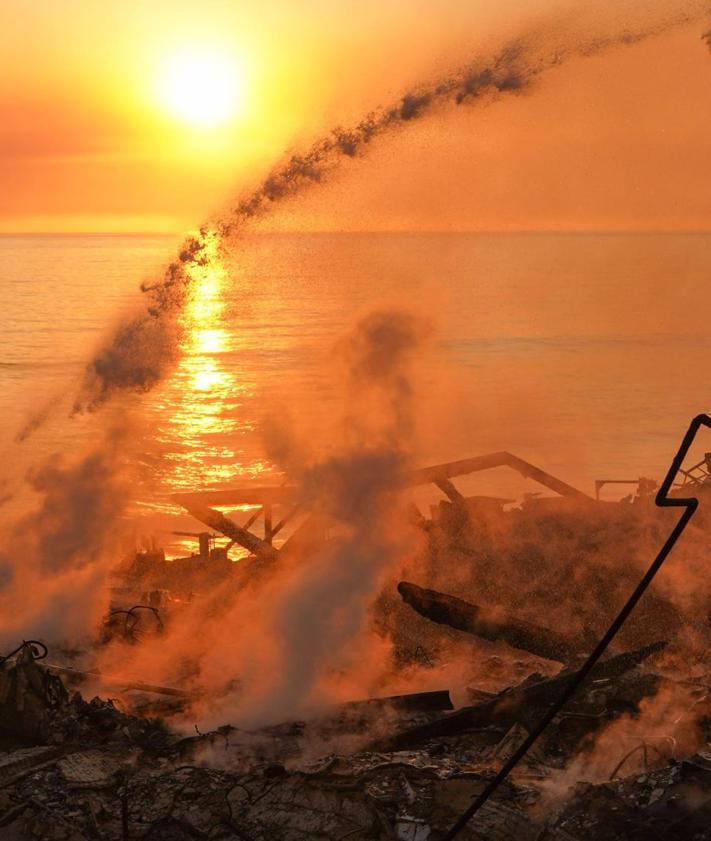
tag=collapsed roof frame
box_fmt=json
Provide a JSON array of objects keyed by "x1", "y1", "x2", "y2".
[{"x1": 172, "y1": 451, "x2": 592, "y2": 559}]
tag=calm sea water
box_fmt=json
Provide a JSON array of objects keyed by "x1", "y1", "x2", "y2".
[{"x1": 1, "y1": 231, "x2": 710, "y2": 547}]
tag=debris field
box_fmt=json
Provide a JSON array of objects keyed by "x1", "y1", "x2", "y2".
[{"x1": 4, "y1": 452, "x2": 711, "y2": 840}]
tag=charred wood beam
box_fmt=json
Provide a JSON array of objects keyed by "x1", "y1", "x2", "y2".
[
  {"x1": 184, "y1": 504, "x2": 279, "y2": 561},
  {"x1": 242, "y1": 507, "x2": 262, "y2": 531},
  {"x1": 407, "y1": 502, "x2": 427, "y2": 529},
  {"x1": 174, "y1": 452, "x2": 589, "y2": 512},
  {"x1": 435, "y1": 478, "x2": 466, "y2": 504},
  {"x1": 408, "y1": 452, "x2": 592, "y2": 501},
  {"x1": 173, "y1": 487, "x2": 296, "y2": 507},
  {"x1": 271, "y1": 504, "x2": 301, "y2": 539},
  {"x1": 374, "y1": 640, "x2": 666, "y2": 752},
  {"x1": 264, "y1": 503, "x2": 273, "y2": 544},
  {"x1": 339, "y1": 689, "x2": 453, "y2": 714},
  {"x1": 398, "y1": 581, "x2": 583, "y2": 663},
  {"x1": 45, "y1": 664, "x2": 191, "y2": 698}
]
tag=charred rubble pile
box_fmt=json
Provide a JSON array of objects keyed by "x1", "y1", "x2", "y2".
[
  {"x1": 3, "y1": 631, "x2": 711, "y2": 841},
  {"x1": 5, "y1": 464, "x2": 711, "y2": 839}
]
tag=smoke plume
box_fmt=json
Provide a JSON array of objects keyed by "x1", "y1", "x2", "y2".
[
  {"x1": 96, "y1": 308, "x2": 431, "y2": 727},
  {"x1": 0, "y1": 427, "x2": 129, "y2": 648}
]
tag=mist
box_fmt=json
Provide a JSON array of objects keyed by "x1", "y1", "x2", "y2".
[{"x1": 92, "y1": 308, "x2": 431, "y2": 727}]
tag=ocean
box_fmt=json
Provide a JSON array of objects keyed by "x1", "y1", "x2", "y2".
[{"x1": 2, "y1": 231, "x2": 710, "y2": 551}]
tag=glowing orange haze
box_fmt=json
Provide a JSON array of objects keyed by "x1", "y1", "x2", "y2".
[{"x1": 1, "y1": 1, "x2": 710, "y2": 233}]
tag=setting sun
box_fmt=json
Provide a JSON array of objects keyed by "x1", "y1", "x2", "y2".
[{"x1": 155, "y1": 47, "x2": 247, "y2": 129}]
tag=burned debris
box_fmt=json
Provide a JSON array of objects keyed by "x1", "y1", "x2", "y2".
[
  {"x1": 375, "y1": 641, "x2": 668, "y2": 753},
  {"x1": 6, "y1": 449, "x2": 711, "y2": 839},
  {"x1": 396, "y1": 581, "x2": 587, "y2": 664},
  {"x1": 1, "y1": 633, "x2": 708, "y2": 840}
]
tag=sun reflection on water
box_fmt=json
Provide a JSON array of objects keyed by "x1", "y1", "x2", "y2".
[{"x1": 149, "y1": 229, "x2": 263, "y2": 497}]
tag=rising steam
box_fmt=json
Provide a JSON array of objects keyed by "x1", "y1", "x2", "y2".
[
  {"x1": 0, "y1": 426, "x2": 129, "y2": 646},
  {"x1": 96, "y1": 308, "x2": 429, "y2": 726}
]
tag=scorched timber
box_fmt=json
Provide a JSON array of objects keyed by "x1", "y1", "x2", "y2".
[
  {"x1": 340, "y1": 689, "x2": 454, "y2": 714},
  {"x1": 181, "y1": 503, "x2": 279, "y2": 561},
  {"x1": 398, "y1": 581, "x2": 584, "y2": 663},
  {"x1": 375, "y1": 640, "x2": 666, "y2": 752}
]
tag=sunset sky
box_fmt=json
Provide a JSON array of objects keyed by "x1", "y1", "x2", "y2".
[{"x1": 1, "y1": 0, "x2": 710, "y2": 233}]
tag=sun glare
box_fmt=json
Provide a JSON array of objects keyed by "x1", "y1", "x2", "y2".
[{"x1": 156, "y1": 47, "x2": 247, "y2": 129}]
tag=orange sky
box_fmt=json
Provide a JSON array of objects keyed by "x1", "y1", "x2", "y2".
[{"x1": 1, "y1": 1, "x2": 710, "y2": 233}]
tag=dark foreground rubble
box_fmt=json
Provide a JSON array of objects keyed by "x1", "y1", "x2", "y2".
[
  {"x1": 3, "y1": 636, "x2": 711, "y2": 841},
  {"x1": 550, "y1": 753, "x2": 711, "y2": 841}
]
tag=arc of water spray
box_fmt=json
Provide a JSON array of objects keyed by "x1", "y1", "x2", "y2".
[
  {"x1": 443, "y1": 413, "x2": 711, "y2": 840},
  {"x1": 70, "y1": 1, "x2": 709, "y2": 413},
  {"x1": 221, "y1": 4, "x2": 708, "y2": 231}
]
